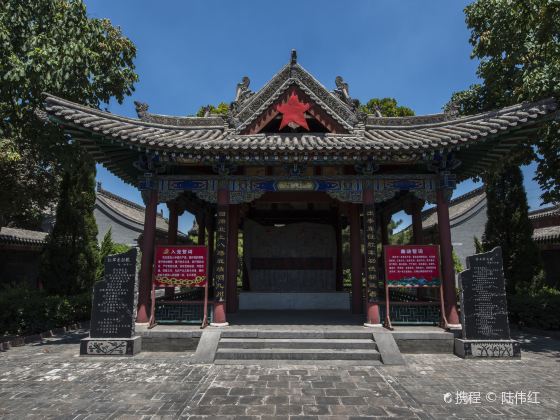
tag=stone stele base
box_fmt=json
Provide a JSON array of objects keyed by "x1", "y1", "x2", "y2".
[
  {"x1": 454, "y1": 338, "x2": 520, "y2": 359},
  {"x1": 80, "y1": 336, "x2": 142, "y2": 356}
]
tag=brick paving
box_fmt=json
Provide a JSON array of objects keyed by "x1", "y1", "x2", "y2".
[{"x1": 0, "y1": 329, "x2": 559, "y2": 419}]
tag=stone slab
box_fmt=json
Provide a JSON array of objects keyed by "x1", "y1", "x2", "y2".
[
  {"x1": 90, "y1": 248, "x2": 138, "y2": 339},
  {"x1": 239, "y1": 292, "x2": 350, "y2": 310},
  {"x1": 191, "y1": 330, "x2": 221, "y2": 363},
  {"x1": 454, "y1": 338, "x2": 521, "y2": 358},
  {"x1": 371, "y1": 331, "x2": 405, "y2": 365},
  {"x1": 80, "y1": 336, "x2": 141, "y2": 356},
  {"x1": 459, "y1": 247, "x2": 511, "y2": 340}
]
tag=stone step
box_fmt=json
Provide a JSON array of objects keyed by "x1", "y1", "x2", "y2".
[
  {"x1": 220, "y1": 330, "x2": 374, "y2": 339},
  {"x1": 219, "y1": 338, "x2": 377, "y2": 350},
  {"x1": 215, "y1": 348, "x2": 381, "y2": 361}
]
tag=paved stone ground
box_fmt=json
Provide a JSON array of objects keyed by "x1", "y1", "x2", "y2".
[{"x1": 0, "y1": 329, "x2": 558, "y2": 419}]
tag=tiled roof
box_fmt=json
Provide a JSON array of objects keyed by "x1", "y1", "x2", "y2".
[
  {"x1": 0, "y1": 227, "x2": 47, "y2": 248},
  {"x1": 96, "y1": 187, "x2": 169, "y2": 233},
  {"x1": 421, "y1": 186, "x2": 559, "y2": 244},
  {"x1": 533, "y1": 225, "x2": 560, "y2": 243},
  {"x1": 529, "y1": 204, "x2": 560, "y2": 220},
  {"x1": 44, "y1": 94, "x2": 559, "y2": 182},
  {"x1": 422, "y1": 186, "x2": 486, "y2": 229},
  {"x1": 45, "y1": 95, "x2": 556, "y2": 156}
]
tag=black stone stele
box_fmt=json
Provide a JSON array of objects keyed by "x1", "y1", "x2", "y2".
[
  {"x1": 455, "y1": 247, "x2": 520, "y2": 358},
  {"x1": 80, "y1": 248, "x2": 142, "y2": 356}
]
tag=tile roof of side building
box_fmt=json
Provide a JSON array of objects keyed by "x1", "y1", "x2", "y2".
[
  {"x1": 421, "y1": 186, "x2": 487, "y2": 229},
  {"x1": 0, "y1": 227, "x2": 48, "y2": 248},
  {"x1": 420, "y1": 187, "x2": 560, "y2": 244},
  {"x1": 529, "y1": 204, "x2": 560, "y2": 243},
  {"x1": 95, "y1": 184, "x2": 170, "y2": 233}
]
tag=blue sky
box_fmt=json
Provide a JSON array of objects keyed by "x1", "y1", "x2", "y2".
[{"x1": 86, "y1": 0, "x2": 545, "y2": 232}]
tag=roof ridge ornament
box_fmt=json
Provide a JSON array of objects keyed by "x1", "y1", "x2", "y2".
[
  {"x1": 290, "y1": 49, "x2": 297, "y2": 65},
  {"x1": 134, "y1": 101, "x2": 149, "y2": 120},
  {"x1": 333, "y1": 75, "x2": 360, "y2": 113},
  {"x1": 443, "y1": 100, "x2": 460, "y2": 119}
]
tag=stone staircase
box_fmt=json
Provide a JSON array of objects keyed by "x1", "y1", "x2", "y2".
[{"x1": 214, "y1": 331, "x2": 381, "y2": 362}]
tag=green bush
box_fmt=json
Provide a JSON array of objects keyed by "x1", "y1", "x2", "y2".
[
  {"x1": 0, "y1": 288, "x2": 91, "y2": 336},
  {"x1": 509, "y1": 287, "x2": 560, "y2": 330}
]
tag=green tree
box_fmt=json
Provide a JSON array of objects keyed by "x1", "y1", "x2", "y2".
[
  {"x1": 482, "y1": 164, "x2": 541, "y2": 294},
  {"x1": 40, "y1": 155, "x2": 100, "y2": 295},
  {"x1": 0, "y1": 0, "x2": 138, "y2": 227},
  {"x1": 473, "y1": 236, "x2": 484, "y2": 254},
  {"x1": 360, "y1": 98, "x2": 414, "y2": 117},
  {"x1": 452, "y1": 250, "x2": 464, "y2": 273},
  {"x1": 451, "y1": 0, "x2": 560, "y2": 203},
  {"x1": 97, "y1": 228, "x2": 131, "y2": 281},
  {"x1": 196, "y1": 102, "x2": 229, "y2": 117}
]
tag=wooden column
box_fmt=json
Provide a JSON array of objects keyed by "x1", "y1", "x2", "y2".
[
  {"x1": 137, "y1": 188, "x2": 158, "y2": 323},
  {"x1": 207, "y1": 212, "x2": 215, "y2": 287},
  {"x1": 165, "y1": 201, "x2": 179, "y2": 298},
  {"x1": 167, "y1": 201, "x2": 179, "y2": 245},
  {"x1": 436, "y1": 188, "x2": 461, "y2": 327},
  {"x1": 197, "y1": 213, "x2": 206, "y2": 245},
  {"x1": 335, "y1": 208, "x2": 343, "y2": 292},
  {"x1": 349, "y1": 203, "x2": 363, "y2": 313},
  {"x1": 212, "y1": 187, "x2": 229, "y2": 326},
  {"x1": 408, "y1": 199, "x2": 425, "y2": 245},
  {"x1": 380, "y1": 212, "x2": 390, "y2": 246},
  {"x1": 363, "y1": 188, "x2": 381, "y2": 326},
  {"x1": 226, "y1": 204, "x2": 239, "y2": 313}
]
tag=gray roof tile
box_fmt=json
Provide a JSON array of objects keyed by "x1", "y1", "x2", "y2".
[{"x1": 0, "y1": 227, "x2": 48, "y2": 247}]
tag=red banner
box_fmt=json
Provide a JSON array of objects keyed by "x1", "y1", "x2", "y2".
[
  {"x1": 384, "y1": 245, "x2": 441, "y2": 287},
  {"x1": 153, "y1": 245, "x2": 207, "y2": 287}
]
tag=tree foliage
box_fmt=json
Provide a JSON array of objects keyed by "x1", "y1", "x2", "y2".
[
  {"x1": 40, "y1": 155, "x2": 100, "y2": 295},
  {"x1": 481, "y1": 164, "x2": 542, "y2": 294},
  {"x1": 451, "y1": 0, "x2": 560, "y2": 203},
  {"x1": 0, "y1": 0, "x2": 138, "y2": 227},
  {"x1": 360, "y1": 98, "x2": 415, "y2": 117},
  {"x1": 97, "y1": 228, "x2": 131, "y2": 281},
  {"x1": 196, "y1": 102, "x2": 229, "y2": 117}
]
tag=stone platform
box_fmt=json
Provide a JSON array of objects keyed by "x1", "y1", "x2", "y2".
[
  {"x1": 238, "y1": 292, "x2": 350, "y2": 310},
  {"x1": 139, "y1": 310, "x2": 455, "y2": 356}
]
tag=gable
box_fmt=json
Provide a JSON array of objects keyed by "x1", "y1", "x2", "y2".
[
  {"x1": 241, "y1": 86, "x2": 348, "y2": 134},
  {"x1": 231, "y1": 54, "x2": 359, "y2": 133}
]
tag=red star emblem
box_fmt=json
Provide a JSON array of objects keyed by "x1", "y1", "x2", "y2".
[{"x1": 276, "y1": 92, "x2": 311, "y2": 130}]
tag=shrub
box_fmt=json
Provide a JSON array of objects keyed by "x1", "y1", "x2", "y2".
[
  {"x1": 509, "y1": 287, "x2": 560, "y2": 330},
  {"x1": 0, "y1": 287, "x2": 91, "y2": 336}
]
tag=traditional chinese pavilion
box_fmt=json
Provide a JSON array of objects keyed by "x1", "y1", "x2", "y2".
[{"x1": 44, "y1": 51, "x2": 558, "y2": 328}]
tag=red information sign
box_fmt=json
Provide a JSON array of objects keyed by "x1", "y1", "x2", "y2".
[
  {"x1": 384, "y1": 245, "x2": 441, "y2": 287},
  {"x1": 153, "y1": 245, "x2": 207, "y2": 287}
]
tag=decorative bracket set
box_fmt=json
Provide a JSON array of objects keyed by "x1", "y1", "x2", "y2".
[{"x1": 139, "y1": 173, "x2": 456, "y2": 205}]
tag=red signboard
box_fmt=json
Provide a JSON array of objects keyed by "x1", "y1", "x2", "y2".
[
  {"x1": 384, "y1": 245, "x2": 441, "y2": 287},
  {"x1": 153, "y1": 245, "x2": 207, "y2": 287}
]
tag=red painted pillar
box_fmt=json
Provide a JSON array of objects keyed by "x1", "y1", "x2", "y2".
[
  {"x1": 207, "y1": 214, "x2": 215, "y2": 287},
  {"x1": 380, "y1": 212, "x2": 390, "y2": 246},
  {"x1": 335, "y1": 209, "x2": 343, "y2": 292},
  {"x1": 212, "y1": 187, "x2": 229, "y2": 326},
  {"x1": 226, "y1": 205, "x2": 239, "y2": 313},
  {"x1": 436, "y1": 188, "x2": 461, "y2": 327},
  {"x1": 197, "y1": 214, "x2": 206, "y2": 246},
  {"x1": 349, "y1": 203, "x2": 363, "y2": 313},
  {"x1": 167, "y1": 202, "x2": 179, "y2": 245},
  {"x1": 411, "y1": 202, "x2": 424, "y2": 245},
  {"x1": 165, "y1": 201, "x2": 179, "y2": 298},
  {"x1": 363, "y1": 189, "x2": 381, "y2": 326},
  {"x1": 137, "y1": 188, "x2": 158, "y2": 323}
]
